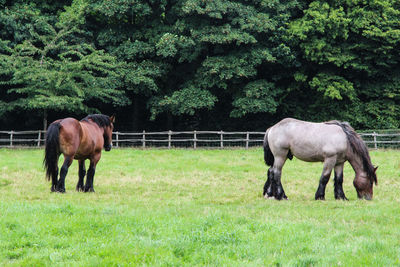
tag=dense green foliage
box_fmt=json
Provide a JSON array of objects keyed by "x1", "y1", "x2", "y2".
[
  {"x1": 0, "y1": 148, "x2": 400, "y2": 265},
  {"x1": 0, "y1": 0, "x2": 399, "y2": 130}
]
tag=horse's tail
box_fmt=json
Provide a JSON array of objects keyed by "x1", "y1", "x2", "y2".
[
  {"x1": 263, "y1": 129, "x2": 274, "y2": 166},
  {"x1": 44, "y1": 122, "x2": 60, "y2": 181}
]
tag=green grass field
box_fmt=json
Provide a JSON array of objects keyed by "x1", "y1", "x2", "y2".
[{"x1": 0, "y1": 148, "x2": 400, "y2": 266}]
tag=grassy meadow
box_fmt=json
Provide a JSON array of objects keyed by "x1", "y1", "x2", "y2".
[{"x1": 0, "y1": 148, "x2": 400, "y2": 266}]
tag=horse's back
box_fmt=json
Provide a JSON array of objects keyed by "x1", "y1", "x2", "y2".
[{"x1": 268, "y1": 118, "x2": 348, "y2": 162}]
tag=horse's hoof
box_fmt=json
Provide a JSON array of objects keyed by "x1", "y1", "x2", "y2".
[
  {"x1": 55, "y1": 186, "x2": 65, "y2": 193},
  {"x1": 315, "y1": 196, "x2": 325, "y2": 200},
  {"x1": 275, "y1": 193, "x2": 287, "y2": 201},
  {"x1": 264, "y1": 194, "x2": 275, "y2": 200},
  {"x1": 84, "y1": 187, "x2": 95, "y2": 193}
]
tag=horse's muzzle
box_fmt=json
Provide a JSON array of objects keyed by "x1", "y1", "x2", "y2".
[{"x1": 105, "y1": 144, "x2": 112, "y2": 151}]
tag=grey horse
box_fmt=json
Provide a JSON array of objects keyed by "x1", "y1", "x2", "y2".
[{"x1": 263, "y1": 118, "x2": 378, "y2": 200}]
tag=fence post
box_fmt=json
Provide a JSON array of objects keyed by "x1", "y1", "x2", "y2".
[
  {"x1": 142, "y1": 130, "x2": 146, "y2": 148},
  {"x1": 246, "y1": 132, "x2": 249, "y2": 150},
  {"x1": 194, "y1": 130, "x2": 197, "y2": 149},
  {"x1": 373, "y1": 131, "x2": 377, "y2": 149},
  {"x1": 220, "y1": 130, "x2": 224, "y2": 148},
  {"x1": 9, "y1": 131, "x2": 13, "y2": 147},
  {"x1": 37, "y1": 131, "x2": 41, "y2": 147},
  {"x1": 168, "y1": 130, "x2": 172, "y2": 149},
  {"x1": 115, "y1": 132, "x2": 119, "y2": 148}
]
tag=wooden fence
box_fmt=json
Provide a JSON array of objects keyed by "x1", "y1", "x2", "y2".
[{"x1": 0, "y1": 130, "x2": 400, "y2": 149}]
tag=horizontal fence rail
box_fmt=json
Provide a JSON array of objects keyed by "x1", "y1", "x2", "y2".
[{"x1": 0, "y1": 130, "x2": 400, "y2": 149}]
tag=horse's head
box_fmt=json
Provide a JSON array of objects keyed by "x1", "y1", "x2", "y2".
[
  {"x1": 103, "y1": 115, "x2": 115, "y2": 151},
  {"x1": 353, "y1": 166, "x2": 378, "y2": 200}
]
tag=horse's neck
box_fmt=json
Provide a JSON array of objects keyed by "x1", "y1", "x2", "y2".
[
  {"x1": 347, "y1": 151, "x2": 366, "y2": 176},
  {"x1": 81, "y1": 121, "x2": 104, "y2": 135}
]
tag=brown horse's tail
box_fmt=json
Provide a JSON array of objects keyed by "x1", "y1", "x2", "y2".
[
  {"x1": 263, "y1": 129, "x2": 274, "y2": 166},
  {"x1": 44, "y1": 122, "x2": 60, "y2": 181}
]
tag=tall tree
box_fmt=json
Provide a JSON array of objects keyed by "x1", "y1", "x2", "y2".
[
  {"x1": 150, "y1": 0, "x2": 302, "y2": 123},
  {"x1": 287, "y1": 0, "x2": 400, "y2": 128},
  {"x1": 83, "y1": 0, "x2": 303, "y2": 129},
  {"x1": 0, "y1": 1, "x2": 127, "y2": 129}
]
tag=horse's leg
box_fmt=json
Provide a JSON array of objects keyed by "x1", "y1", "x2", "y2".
[
  {"x1": 84, "y1": 154, "x2": 100, "y2": 193},
  {"x1": 76, "y1": 160, "x2": 86, "y2": 192},
  {"x1": 263, "y1": 168, "x2": 275, "y2": 198},
  {"x1": 271, "y1": 156, "x2": 288, "y2": 200},
  {"x1": 56, "y1": 156, "x2": 73, "y2": 193},
  {"x1": 315, "y1": 156, "x2": 336, "y2": 200},
  {"x1": 51, "y1": 165, "x2": 59, "y2": 192},
  {"x1": 334, "y1": 163, "x2": 348, "y2": 200}
]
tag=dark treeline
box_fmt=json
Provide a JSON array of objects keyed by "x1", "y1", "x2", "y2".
[{"x1": 0, "y1": 0, "x2": 399, "y2": 131}]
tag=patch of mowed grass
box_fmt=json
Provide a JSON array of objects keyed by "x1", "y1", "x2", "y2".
[{"x1": 0, "y1": 148, "x2": 400, "y2": 266}]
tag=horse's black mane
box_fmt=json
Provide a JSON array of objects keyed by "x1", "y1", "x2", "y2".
[
  {"x1": 81, "y1": 114, "x2": 111, "y2": 128},
  {"x1": 326, "y1": 120, "x2": 377, "y2": 184}
]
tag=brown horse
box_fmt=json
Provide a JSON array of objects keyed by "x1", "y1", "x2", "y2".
[
  {"x1": 263, "y1": 118, "x2": 378, "y2": 200},
  {"x1": 44, "y1": 114, "x2": 115, "y2": 193}
]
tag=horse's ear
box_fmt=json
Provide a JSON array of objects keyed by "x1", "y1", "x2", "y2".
[
  {"x1": 374, "y1": 166, "x2": 378, "y2": 173},
  {"x1": 110, "y1": 114, "x2": 115, "y2": 123}
]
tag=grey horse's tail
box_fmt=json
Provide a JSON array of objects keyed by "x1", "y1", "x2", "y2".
[{"x1": 263, "y1": 129, "x2": 274, "y2": 166}]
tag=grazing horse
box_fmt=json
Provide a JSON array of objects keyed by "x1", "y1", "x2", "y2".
[
  {"x1": 263, "y1": 118, "x2": 378, "y2": 200},
  {"x1": 44, "y1": 114, "x2": 115, "y2": 193}
]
